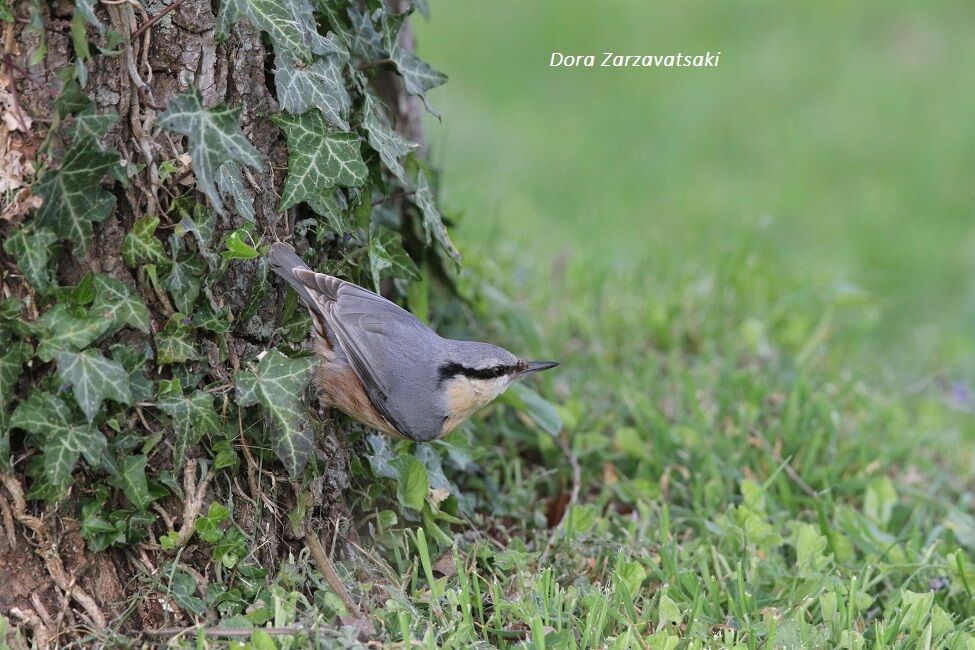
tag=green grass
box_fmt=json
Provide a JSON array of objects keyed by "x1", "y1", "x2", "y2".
[{"x1": 341, "y1": 241, "x2": 973, "y2": 648}]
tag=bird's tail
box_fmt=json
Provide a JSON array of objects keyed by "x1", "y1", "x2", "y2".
[{"x1": 267, "y1": 242, "x2": 315, "y2": 306}]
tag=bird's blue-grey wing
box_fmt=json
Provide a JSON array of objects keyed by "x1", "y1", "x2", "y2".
[{"x1": 290, "y1": 268, "x2": 437, "y2": 436}]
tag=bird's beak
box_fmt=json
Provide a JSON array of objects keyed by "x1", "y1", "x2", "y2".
[{"x1": 520, "y1": 360, "x2": 559, "y2": 375}]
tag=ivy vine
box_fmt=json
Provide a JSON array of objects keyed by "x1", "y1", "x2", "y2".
[{"x1": 0, "y1": 0, "x2": 455, "y2": 560}]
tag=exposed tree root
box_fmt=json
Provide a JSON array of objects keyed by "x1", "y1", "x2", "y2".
[
  {"x1": 0, "y1": 475, "x2": 108, "y2": 630},
  {"x1": 304, "y1": 530, "x2": 361, "y2": 617},
  {"x1": 171, "y1": 459, "x2": 212, "y2": 549}
]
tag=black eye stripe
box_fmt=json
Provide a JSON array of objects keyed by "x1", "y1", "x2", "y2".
[{"x1": 438, "y1": 362, "x2": 518, "y2": 384}]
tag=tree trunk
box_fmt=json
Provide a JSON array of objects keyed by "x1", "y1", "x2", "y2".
[{"x1": 0, "y1": 0, "x2": 433, "y2": 641}]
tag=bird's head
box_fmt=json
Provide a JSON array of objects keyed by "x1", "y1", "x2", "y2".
[{"x1": 437, "y1": 342, "x2": 558, "y2": 434}]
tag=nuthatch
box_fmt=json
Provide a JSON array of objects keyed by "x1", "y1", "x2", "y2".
[{"x1": 268, "y1": 243, "x2": 558, "y2": 441}]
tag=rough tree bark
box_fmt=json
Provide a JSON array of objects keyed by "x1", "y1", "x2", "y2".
[{"x1": 0, "y1": 0, "x2": 428, "y2": 640}]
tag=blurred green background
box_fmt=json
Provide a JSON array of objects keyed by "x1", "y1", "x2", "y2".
[{"x1": 415, "y1": 1, "x2": 975, "y2": 379}]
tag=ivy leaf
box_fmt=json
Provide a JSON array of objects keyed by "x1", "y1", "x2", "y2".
[
  {"x1": 414, "y1": 171, "x2": 461, "y2": 263},
  {"x1": 380, "y1": 10, "x2": 408, "y2": 54},
  {"x1": 392, "y1": 454, "x2": 428, "y2": 511},
  {"x1": 80, "y1": 491, "x2": 125, "y2": 551},
  {"x1": 392, "y1": 49, "x2": 447, "y2": 114},
  {"x1": 110, "y1": 454, "x2": 151, "y2": 510},
  {"x1": 362, "y1": 93, "x2": 416, "y2": 183},
  {"x1": 3, "y1": 227, "x2": 58, "y2": 292},
  {"x1": 10, "y1": 391, "x2": 108, "y2": 493},
  {"x1": 36, "y1": 304, "x2": 112, "y2": 362},
  {"x1": 177, "y1": 207, "x2": 217, "y2": 251},
  {"x1": 91, "y1": 274, "x2": 151, "y2": 334},
  {"x1": 33, "y1": 140, "x2": 118, "y2": 250},
  {"x1": 0, "y1": 341, "x2": 32, "y2": 431},
  {"x1": 55, "y1": 349, "x2": 132, "y2": 421},
  {"x1": 383, "y1": 15, "x2": 446, "y2": 115},
  {"x1": 155, "y1": 314, "x2": 200, "y2": 365},
  {"x1": 55, "y1": 82, "x2": 90, "y2": 119},
  {"x1": 274, "y1": 49, "x2": 351, "y2": 130},
  {"x1": 216, "y1": 0, "x2": 331, "y2": 62},
  {"x1": 111, "y1": 343, "x2": 154, "y2": 402},
  {"x1": 214, "y1": 526, "x2": 247, "y2": 568},
  {"x1": 74, "y1": 0, "x2": 103, "y2": 31},
  {"x1": 220, "y1": 229, "x2": 261, "y2": 262},
  {"x1": 158, "y1": 387, "x2": 220, "y2": 469},
  {"x1": 272, "y1": 110, "x2": 368, "y2": 210},
  {"x1": 61, "y1": 272, "x2": 97, "y2": 306},
  {"x1": 122, "y1": 217, "x2": 168, "y2": 268},
  {"x1": 368, "y1": 227, "x2": 420, "y2": 291},
  {"x1": 194, "y1": 502, "x2": 229, "y2": 543},
  {"x1": 345, "y1": 7, "x2": 384, "y2": 61},
  {"x1": 216, "y1": 161, "x2": 256, "y2": 223},
  {"x1": 236, "y1": 258, "x2": 270, "y2": 327},
  {"x1": 159, "y1": 88, "x2": 263, "y2": 216},
  {"x1": 390, "y1": 45, "x2": 447, "y2": 112},
  {"x1": 235, "y1": 350, "x2": 318, "y2": 477},
  {"x1": 192, "y1": 303, "x2": 232, "y2": 333},
  {"x1": 164, "y1": 255, "x2": 204, "y2": 313},
  {"x1": 69, "y1": 103, "x2": 117, "y2": 144},
  {"x1": 307, "y1": 190, "x2": 352, "y2": 234},
  {"x1": 169, "y1": 569, "x2": 206, "y2": 615},
  {"x1": 369, "y1": 228, "x2": 420, "y2": 291}
]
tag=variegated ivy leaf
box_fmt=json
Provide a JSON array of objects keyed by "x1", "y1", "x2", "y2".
[
  {"x1": 345, "y1": 6, "x2": 384, "y2": 61},
  {"x1": 307, "y1": 189, "x2": 353, "y2": 234},
  {"x1": 392, "y1": 45, "x2": 447, "y2": 116},
  {"x1": 414, "y1": 171, "x2": 461, "y2": 263},
  {"x1": 235, "y1": 350, "x2": 318, "y2": 477},
  {"x1": 33, "y1": 141, "x2": 118, "y2": 250},
  {"x1": 177, "y1": 208, "x2": 217, "y2": 250},
  {"x1": 55, "y1": 82, "x2": 90, "y2": 119},
  {"x1": 158, "y1": 384, "x2": 220, "y2": 469},
  {"x1": 0, "y1": 341, "x2": 32, "y2": 432},
  {"x1": 111, "y1": 343, "x2": 154, "y2": 402},
  {"x1": 362, "y1": 93, "x2": 416, "y2": 183},
  {"x1": 36, "y1": 304, "x2": 112, "y2": 362},
  {"x1": 272, "y1": 110, "x2": 368, "y2": 210},
  {"x1": 155, "y1": 314, "x2": 200, "y2": 365},
  {"x1": 369, "y1": 227, "x2": 420, "y2": 291},
  {"x1": 10, "y1": 391, "x2": 108, "y2": 493},
  {"x1": 109, "y1": 454, "x2": 151, "y2": 510},
  {"x1": 159, "y1": 88, "x2": 263, "y2": 216},
  {"x1": 55, "y1": 348, "x2": 132, "y2": 421},
  {"x1": 69, "y1": 104, "x2": 117, "y2": 144},
  {"x1": 91, "y1": 274, "x2": 151, "y2": 334},
  {"x1": 216, "y1": 0, "x2": 336, "y2": 62},
  {"x1": 121, "y1": 217, "x2": 168, "y2": 267},
  {"x1": 274, "y1": 49, "x2": 351, "y2": 130},
  {"x1": 381, "y1": 8, "x2": 446, "y2": 115},
  {"x1": 379, "y1": 9, "x2": 407, "y2": 54},
  {"x1": 3, "y1": 227, "x2": 58, "y2": 292},
  {"x1": 216, "y1": 161, "x2": 256, "y2": 223},
  {"x1": 192, "y1": 302, "x2": 232, "y2": 333},
  {"x1": 165, "y1": 254, "x2": 204, "y2": 314},
  {"x1": 176, "y1": 207, "x2": 221, "y2": 271}
]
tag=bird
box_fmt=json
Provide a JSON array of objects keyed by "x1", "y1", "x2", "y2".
[{"x1": 267, "y1": 242, "x2": 558, "y2": 442}]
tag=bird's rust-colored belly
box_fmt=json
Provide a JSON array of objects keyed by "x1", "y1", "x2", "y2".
[{"x1": 312, "y1": 339, "x2": 403, "y2": 438}]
